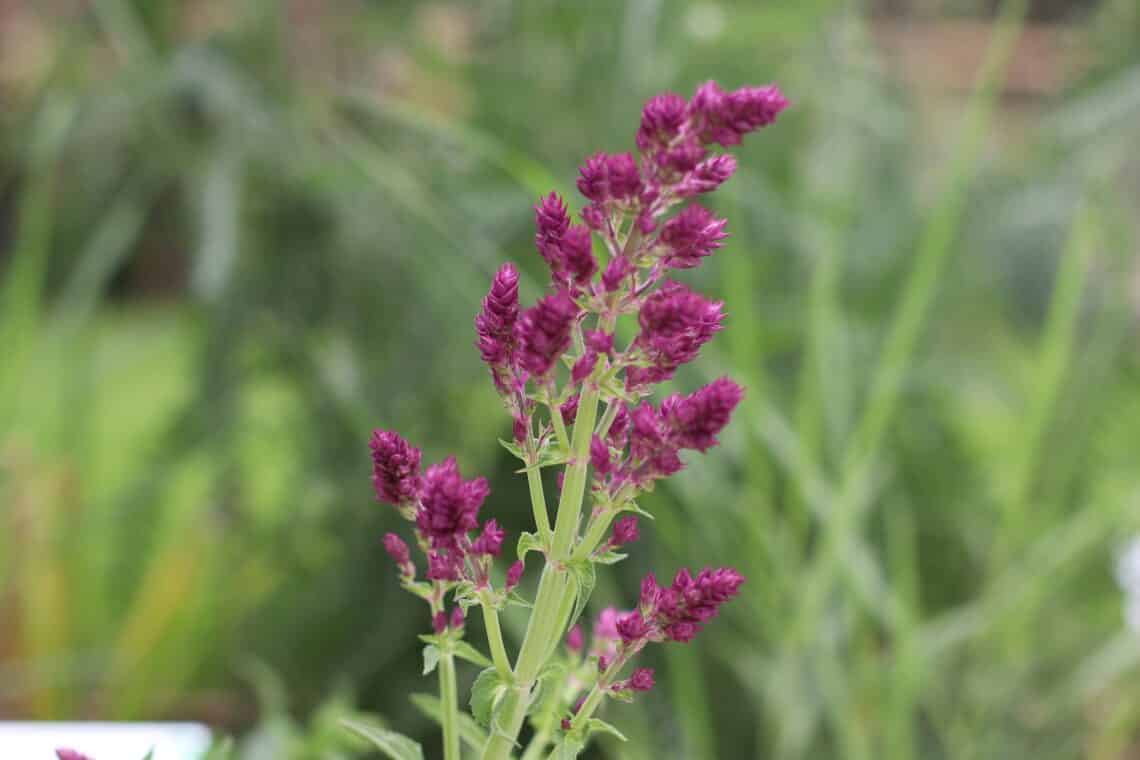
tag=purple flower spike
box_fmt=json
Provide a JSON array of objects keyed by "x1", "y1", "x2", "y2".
[
  {"x1": 561, "y1": 394, "x2": 581, "y2": 424},
  {"x1": 427, "y1": 551, "x2": 463, "y2": 581},
  {"x1": 383, "y1": 532, "x2": 416, "y2": 579},
  {"x1": 616, "y1": 610, "x2": 650, "y2": 645},
  {"x1": 578, "y1": 152, "x2": 642, "y2": 202},
  {"x1": 557, "y1": 226, "x2": 598, "y2": 287},
  {"x1": 585, "y1": 330, "x2": 614, "y2": 355},
  {"x1": 653, "y1": 566, "x2": 745, "y2": 643},
  {"x1": 506, "y1": 560, "x2": 525, "y2": 592},
  {"x1": 590, "y1": 435, "x2": 613, "y2": 475},
  {"x1": 639, "y1": 573, "x2": 659, "y2": 610},
  {"x1": 565, "y1": 624, "x2": 584, "y2": 653},
  {"x1": 689, "y1": 81, "x2": 788, "y2": 146},
  {"x1": 535, "y1": 192, "x2": 571, "y2": 254},
  {"x1": 471, "y1": 519, "x2": 505, "y2": 557},
  {"x1": 602, "y1": 255, "x2": 633, "y2": 293},
  {"x1": 571, "y1": 352, "x2": 597, "y2": 384},
  {"x1": 663, "y1": 377, "x2": 745, "y2": 452},
  {"x1": 476, "y1": 264, "x2": 521, "y2": 390},
  {"x1": 659, "y1": 205, "x2": 729, "y2": 269},
  {"x1": 450, "y1": 606, "x2": 466, "y2": 630},
  {"x1": 678, "y1": 154, "x2": 737, "y2": 197},
  {"x1": 417, "y1": 457, "x2": 489, "y2": 548},
  {"x1": 628, "y1": 281, "x2": 724, "y2": 388},
  {"x1": 432, "y1": 610, "x2": 449, "y2": 634},
  {"x1": 624, "y1": 667, "x2": 655, "y2": 692},
  {"x1": 611, "y1": 515, "x2": 640, "y2": 546},
  {"x1": 370, "y1": 430, "x2": 423, "y2": 507},
  {"x1": 517, "y1": 291, "x2": 580, "y2": 377},
  {"x1": 637, "y1": 92, "x2": 688, "y2": 152}
]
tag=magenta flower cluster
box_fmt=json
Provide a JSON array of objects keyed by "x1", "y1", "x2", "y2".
[
  {"x1": 372, "y1": 430, "x2": 508, "y2": 628},
  {"x1": 370, "y1": 78, "x2": 786, "y2": 759}
]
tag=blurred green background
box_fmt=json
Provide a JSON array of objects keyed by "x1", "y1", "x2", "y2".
[{"x1": 2, "y1": 0, "x2": 1140, "y2": 757}]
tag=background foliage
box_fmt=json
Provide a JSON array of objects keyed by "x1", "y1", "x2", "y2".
[{"x1": 2, "y1": 0, "x2": 1140, "y2": 757}]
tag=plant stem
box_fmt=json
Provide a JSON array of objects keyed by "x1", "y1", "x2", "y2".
[
  {"x1": 549, "y1": 404, "x2": 571, "y2": 452},
  {"x1": 527, "y1": 466, "x2": 552, "y2": 543},
  {"x1": 439, "y1": 652, "x2": 461, "y2": 760},
  {"x1": 481, "y1": 599, "x2": 513, "y2": 680},
  {"x1": 520, "y1": 728, "x2": 552, "y2": 760},
  {"x1": 480, "y1": 388, "x2": 600, "y2": 759},
  {"x1": 572, "y1": 509, "x2": 616, "y2": 562},
  {"x1": 551, "y1": 386, "x2": 600, "y2": 559}
]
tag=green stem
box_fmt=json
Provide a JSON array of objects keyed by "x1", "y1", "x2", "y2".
[
  {"x1": 480, "y1": 567, "x2": 571, "y2": 759},
  {"x1": 551, "y1": 386, "x2": 601, "y2": 559},
  {"x1": 595, "y1": 400, "x2": 620, "y2": 441},
  {"x1": 572, "y1": 509, "x2": 617, "y2": 562},
  {"x1": 481, "y1": 599, "x2": 513, "y2": 680},
  {"x1": 520, "y1": 728, "x2": 552, "y2": 760},
  {"x1": 527, "y1": 466, "x2": 552, "y2": 543},
  {"x1": 439, "y1": 652, "x2": 461, "y2": 760},
  {"x1": 481, "y1": 391, "x2": 599, "y2": 759},
  {"x1": 549, "y1": 405, "x2": 571, "y2": 452}
]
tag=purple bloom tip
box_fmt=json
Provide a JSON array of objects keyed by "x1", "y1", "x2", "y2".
[
  {"x1": 517, "y1": 290, "x2": 580, "y2": 377},
  {"x1": 472, "y1": 519, "x2": 506, "y2": 557},
  {"x1": 383, "y1": 532, "x2": 411, "y2": 567},
  {"x1": 506, "y1": 560, "x2": 525, "y2": 591},
  {"x1": 450, "y1": 606, "x2": 466, "y2": 630},
  {"x1": 663, "y1": 377, "x2": 745, "y2": 452},
  {"x1": 565, "y1": 624, "x2": 584, "y2": 652},
  {"x1": 611, "y1": 514, "x2": 640, "y2": 546},
  {"x1": 476, "y1": 263, "x2": 521, "y2": 374},
  {"x1": 561, "y1": 394, "x2": 580, "y2": 424},
  {"x1": 689, "y1": 81, "x2": 788, "y2": 146},
  {"x1": 369, "y1": 430, "x2": 423, "y2": 507},
  {"x1": 616, "y1": 610, "x2": 649, "y2": 644},
  {"x1": 659, "y1": 204, "x2": 729, "y2": 269},
  {"x1": 432, "y1": 610, "x2": 448, "y2": 634},
  {"x1": 577, "y1": 152, "x2": 642, "y2": 203},
  {"x1": 417, "y1": 457, "x2": 489, "y2": 548},
  {"x1": 626, "y1": 667, "x2": 655, "y2": 692}
]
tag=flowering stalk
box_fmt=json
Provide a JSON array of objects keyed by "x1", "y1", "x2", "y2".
[{"x1": 368, "y1": 80, "x2": 787, "y2": 760}]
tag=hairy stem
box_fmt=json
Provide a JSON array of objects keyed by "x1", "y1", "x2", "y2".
[
  {"x1": 526, "y1": 465, "x2": 552, "y2": 543},
  {"x1": 481, "y1": 599, "x2": 513, "y2": 680},
  {"x1": 551, "y1": 386, "x2": 601, "y2": 559},
  {"x1": 439, "y1": 652, "x2": 461, "y2": 760},
  {"x1": 481, "y1": 388, "x2": 600, "y2": 759}
]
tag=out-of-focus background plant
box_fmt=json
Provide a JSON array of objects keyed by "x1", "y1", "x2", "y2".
[{"x1": 1, "y1": 0, "x2": 1138, "y2": 757}]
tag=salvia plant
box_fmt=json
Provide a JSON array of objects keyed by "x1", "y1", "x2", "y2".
[{"x1": 368, "y1": 80, "x2": 788, "y2": 760}]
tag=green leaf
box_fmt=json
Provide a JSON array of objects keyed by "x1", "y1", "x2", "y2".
[
  {"x1": 528, "y1": 661, "x2": 567, "y2": 715},
  {"x1": 341, "y1": 719, "x2": 425, "y2": 760},
  {"x1": 609, "y1": 687, "x2": 635, "y2": 703},
  {"x1": 470, "y1": 666, "x2": 508, "y2": 727},
  {"x1": 517, "y1": 531, "x2": 546, "y2": 561},
  {"x1": 452, "y1": 640, "x2": 493, "y2": 668},
  {"x1": 404, "y1": 581, "x2": 436, "y2": 600},
  {"x1": 555, "y1": 736, "x2": 586, "y2": 759},
  {"x1": 409, "y1": 693, "x2": 489, "y2": 750},
  {"x1": 592, "y1": 549, "x2": 627, "y2": 565},
  {"x1": 587, "y1": 718, "x2": 628, "y2": 742},
  {"x1": 507, "y1": 591, "x2": 534, "y2": 608},
  {"x1": 499, "y1": 438, "x2": 526, "y2": 461},
  {"x1": 422, "y1": 644, "x2": 441, "y2": 675},
  {"x1": 619, "y1": 501, "x2": 654, "y2": 520},
  {"x1": 565, "y1": 559, "x2": 597, "y2": 630},
  {"x1": 140, "y1": 750, "x2": 155, "y2": 760},
  {"x1": 453, "y1": 580, "x2": 481, "y2": 610}
]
